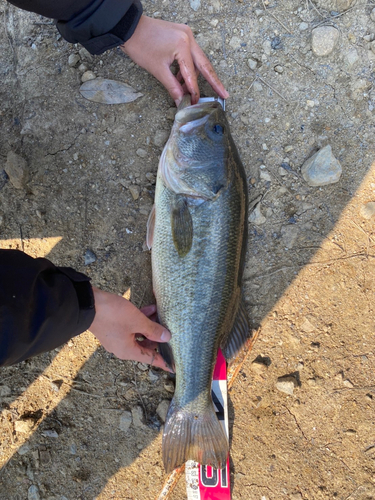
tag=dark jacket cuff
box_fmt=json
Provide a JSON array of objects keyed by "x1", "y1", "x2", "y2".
[
  {"x1": 0, "y1": 250, "x2": 96, "y2": 367},
  {"x1": 57, "y1": 0, "x2": 143, "y2": 55}
]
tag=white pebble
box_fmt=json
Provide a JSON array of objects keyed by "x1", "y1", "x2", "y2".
[
  {"x1": 360, "y1": 202, "x2": 375, "y2": 219},
  {"x1": 156, "y1": 400, "x2": 170, "y2": 423},
  {"x1": 312, "y1": 26, "x2": 339, "y2": 56},
  {"x1": 247, "y1": 58, "x2": 257, "y2": 70},
  {"x1": 81, "y1": 71, "x2": 96, "y2": 83},
  {"x1": 28, "y1": 485, "x2": 40, "y2": 500},
  {"x1": 119, "y1": 411, "x2": 132, "y2": 432},
  {"x1": 68, "y1": 53, "x2": 80, "y2": 67}
]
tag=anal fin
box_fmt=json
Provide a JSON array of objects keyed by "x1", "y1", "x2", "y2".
[
  {"x1": 158, "y1": 342, "x2": 175, "y2": 373},
  {"x1": 221, "y1": 298, "x2": 250, "y2": 363}
]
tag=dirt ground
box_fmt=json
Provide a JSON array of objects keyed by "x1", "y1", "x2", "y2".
[{"x1": 1, "y1": 0, "x2": 375, "y2": 499}]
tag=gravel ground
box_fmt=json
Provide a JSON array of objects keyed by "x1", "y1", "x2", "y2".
[{"x1": 0, "y1": 0, "x2": 375, "y2": 499}]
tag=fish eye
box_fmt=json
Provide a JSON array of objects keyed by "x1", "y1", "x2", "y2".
[{"x1": 212, "y1": 124, "x2": 224, "y2": 135}]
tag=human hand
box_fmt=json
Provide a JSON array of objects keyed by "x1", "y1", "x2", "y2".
[
  {"x1": 89, "y1": 287, "x2": 171, "y2": 371},
  {"x1": 121, "y1": 16, "x2": 229, "y2": 106}
]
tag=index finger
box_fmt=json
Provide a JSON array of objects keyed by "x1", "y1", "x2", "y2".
[
  {"x1": 175, "y1": 50, "x2": 200, "y2": 104},
  {"x1": 190, "y1": 40, "x2": 229, "y2": 100}
]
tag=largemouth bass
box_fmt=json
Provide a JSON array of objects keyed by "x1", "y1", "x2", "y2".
[{"x1": 147, "y1": 99, "x2": 249, "y2": 473}]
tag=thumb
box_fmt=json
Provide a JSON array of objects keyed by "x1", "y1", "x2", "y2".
[{"x1": 142, "y1": 318, "x2": 171, "y2": 343}]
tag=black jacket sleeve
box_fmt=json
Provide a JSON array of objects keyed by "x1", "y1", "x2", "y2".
[
  {"x1": 6, "y1": 0, "x2": 143, "y2": 55},
  {"x1": 0, "y1": 250, "x2": 95, "y2": 367}
]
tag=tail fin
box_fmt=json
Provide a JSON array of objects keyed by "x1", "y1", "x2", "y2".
[{"x1": 162, "y1": 398, "x2": 228, "y2": 473}]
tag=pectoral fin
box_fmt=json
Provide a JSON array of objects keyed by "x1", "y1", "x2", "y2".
[
  {"x1": 171, "y1": 195, "x2": 193, "y2": 257},
  {"x1": 221, "y1": 298, "x2": 250, "y2": 362}
]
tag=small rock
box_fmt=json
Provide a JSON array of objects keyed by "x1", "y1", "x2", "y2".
[
  {"x1": 136, "y1": 148, "x2": 147, "y2": 158},
  {"x1": 253, "y1": 81, "x2": 263, "y2": 92},
  {"x1": 284, "y1": 145, "x2": 294, "y2": 153},
  {"x1": 290, "y1": 493, "x2": 303, "y2": 500},
  {"x1": 306, "y1": 100, "x2": 315, "y2": 107},
  {"x1": 153, "y1": 130, "x2": 170, "y2": 148},
  {"x1": 280, "y1": 225, "x2": 299, "y2": 249},
  {"x1": 149, "y1": 370, "x2": 159, "y2": 382},
  {"x1": 300, "y1": 317, "x2": 315, "y2": 333},
  {"x1": 17, "y1": 444, "x2": 31, "y2": 455},
  {"x1": 312, "y1": 26, "x2": 339, "y2": 56},
  {"x1": 39, "y1": 449, "x2": 51, "y2": 465},
  {"x1": 371, "y1": 40, "x2": 375, "y2": 55},
  {"x1": 78, "y1": 63, "x2": 89, "y2": 72},
  {"x1": 251, "y1": 355, "x2": 271, "y2": 373},
  {"x1": 274, "y1": 65, "x2": 284, "y2": 73},
  {"x1": 271, "y1": 36, "x2": 282, "y2": 50},
  {"x1": 131, "y1": 406, "x2": 146, "y2": 428},
  {"x1": 145, "y1": 172, "x2": 156, "y2": 184},
  {"x1": 156, "y1": 400, "x2": 170, "y2": 423},
  {"x1": 128, "y1": 185, "x2": 140, "y2": 201},
  {"x1": 299, "y1": 22, "x2": 309, "y2": 31},
  {"x1": 79, "y1": 47, "x2": 93, "y2": 61},
  {"x1": 119, "y1": 411, "x2": 132, "y2": 432},
  {"x1": 262, "y1": 40, "x2": 272, "y2": 56},
  {"x1": 346, "y1": 48, "x2": 359, "y2": 66},
  {"x1": 276, "y1": 376, "x2": 298, "y2": 395},
  {"x1": 15, "y1": 420, "x2": 34, "y2": 433},
  {"x1": 343, "y1": 379, "x2": 354, "y2": 388},
  {"x1": 247, "y1": 58, "x2": 257, "y2": 70},
  {"x1": 371, "y1": 8, "x2": 375, "y2": 22},
  {"x1": 190, "y1": 0, "x2": 201, "y2": 11},
  {"x1": 0, "y1": 385, "x2": 11, "y2": 396},
  {"x1": 68, "y1": 53, "x2": 80, "y2": 67},
  {"x1": 249, "y1": 204, "x2": 266, "y2": 225},
  {"x1": 164, "y1": 380, "x2": 175, "y2": 393},
  {"x1": 137, "y1": 362, "x2": 148, "y2": 371},
  {"x1": 81, "y1": 71, "x2": 96, "y2": 83},
  {"x1": 301, "y1": 145, "x2": 342, "y2": 186},
  {"x1": 260, "y1": 171, "x2": 271, "y2": 182},
  {"x1": 336, "y1": 0, "x2": 355, "y2": 10},
  {"x1": 84, "y1": 249, "x2": 97, "y2": 265},
  {"x1": 5, "y1": 151, "x2": 29, "y2": 189},
  {"x1": 229, "y1": 36, "x2": 241, "y2": 48},
  {"x1": 360, "y1": 202, "x2": 375, "y2": 219},
  {"x1": 41, "y1": 429, "x2": 59, "y2": 438},
  {"x1": 210, "y1": 19, "x2": 219, "y2": 28},
  {"x1": 28, "y1": 485, "x2": 41, "y2": 500}
]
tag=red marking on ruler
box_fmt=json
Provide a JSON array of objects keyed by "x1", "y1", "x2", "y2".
[{"x1": 186, "y1": 349, "x2": 231, "y2": 499}]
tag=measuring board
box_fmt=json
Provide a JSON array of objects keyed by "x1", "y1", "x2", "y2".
[{"x1": 185, "y1": 349, "x2": 231, "y2": 500}]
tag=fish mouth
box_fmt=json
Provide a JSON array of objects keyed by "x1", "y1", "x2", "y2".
[{"x1": 175, "y1": 101, "x2": 221, "y2": 129}]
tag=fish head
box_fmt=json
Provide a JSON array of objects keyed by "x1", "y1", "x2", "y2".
[{"x1": 161, "y1": 101, "x2": 231, "y2": 200}]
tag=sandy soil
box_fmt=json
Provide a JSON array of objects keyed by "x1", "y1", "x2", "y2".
[{"x1": 0, "y1": 0, "x2": 375, "y2": 499}]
